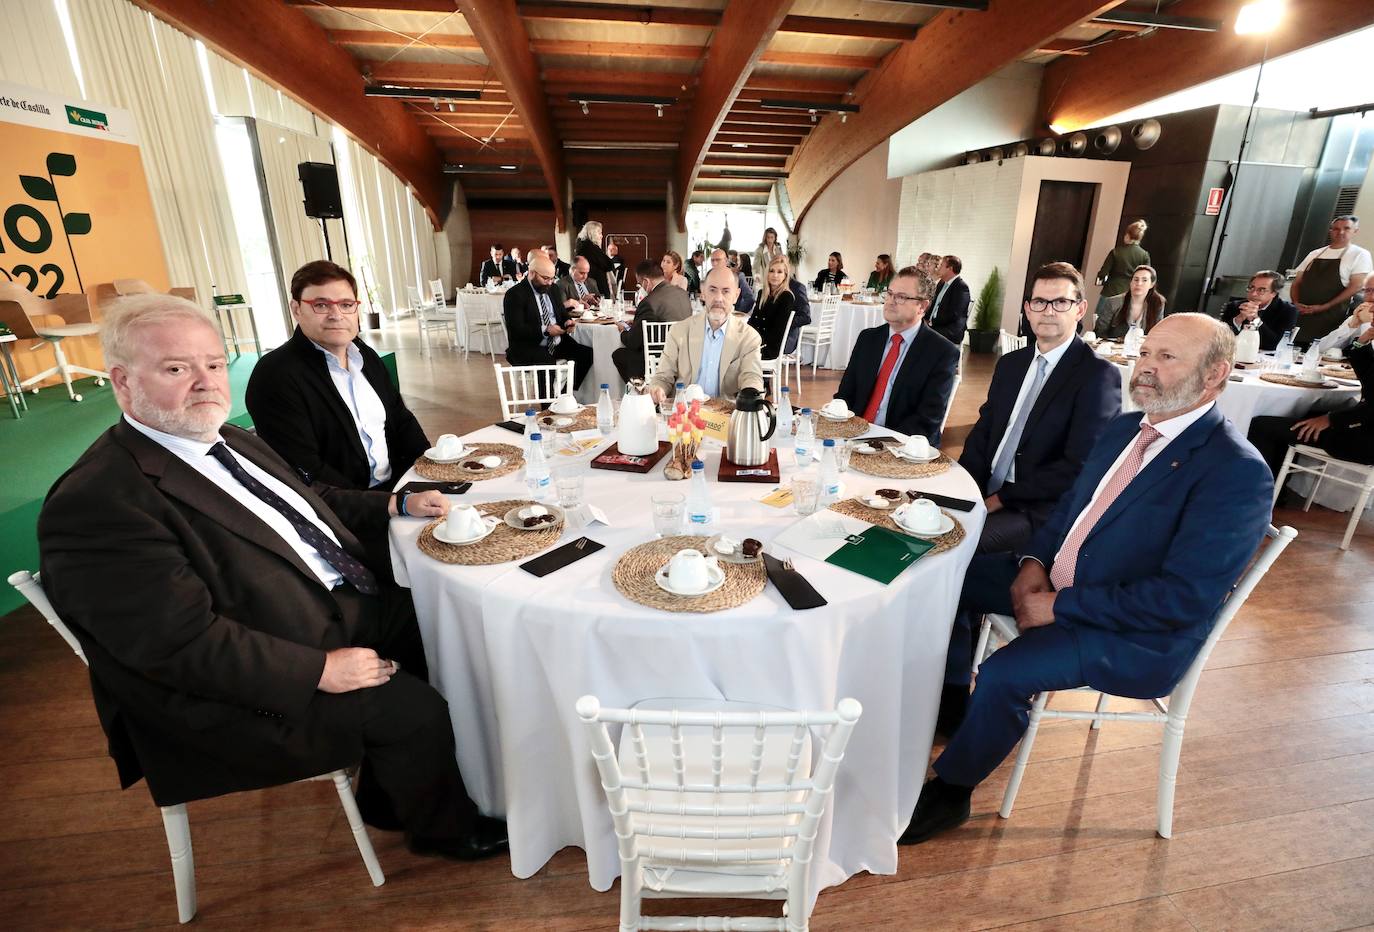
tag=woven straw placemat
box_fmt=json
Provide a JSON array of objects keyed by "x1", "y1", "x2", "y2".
[
  {"x1": 1260, "y1": 372, "x2": 1338, "y2": 390},
  {"x1": 417, "y1": 499, "x2": 561, "y2": 565},
  {"x1": 1321, "y1": 364, "x2": 1355, "y2": 377},
  {"x1": 829, "y1": 500, "x2": 966, "y2": 555},
  {"x1": 813, "y1": 414, "x2": 870, "y2": 440},
  {"x1": 847, "y1": 447, "x2": 952, "y2": 479},
  {"x1": 415, "y1": 442, "x2": 525, "y2": 481},
  {"x1": 538, "y1": 406, "x2": 597, "y2": 433},
  {"x1": 612, "y1": 535, "x2": 766, "y2": 614}
]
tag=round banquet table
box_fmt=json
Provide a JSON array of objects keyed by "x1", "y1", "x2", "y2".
[
  {"x1": 569, "y1": 318, "x2": 627, "y2": 404},
  {"x1": 388, "y1": 422, "x2": 985, "y2": 901},
  {"x1": 799, "y1": 300, "x2": 884, "y2": 370}
]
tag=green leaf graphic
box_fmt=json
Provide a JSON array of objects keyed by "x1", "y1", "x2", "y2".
[
  {"x1": 63, "y1": 213, "x2": 92, "y2": 235},
  {"x1": 46, "y1": 153, "x2": 78, "y2": 176},
  {"x1": 20, "y1": 175, "x2": 56, "y2": 201}
]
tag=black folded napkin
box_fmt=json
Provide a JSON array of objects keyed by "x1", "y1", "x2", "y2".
[
  {"x1": 763, "y1": 553, "x2": 827, "y2": 610},
  {"x1": 494, "y1": 419, "x2": 526, "y2": 434},
  {"x1": 520, "y1": 537, "x2": 605, "y2": 577},
  {"x1": 397, "y1": 481, "x2": 471, "y2": 496}
]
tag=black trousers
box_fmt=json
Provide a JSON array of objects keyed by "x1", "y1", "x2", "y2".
[
  {"x1": 506, "y1": 338, "x2": 593, "y2": 390},
  {"x1": 612, "y1": 345, "x2": 644, "y2": 382},
  {"x1": 1248, "y1": 415, "x2": 1374, "y2": 478}
]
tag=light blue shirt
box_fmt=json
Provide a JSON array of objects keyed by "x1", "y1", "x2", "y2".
[
  {"x1": 696, "y1": 316, "x2": 729, "y2": 396},
  {"x1": 989, "y1": 335, "x2": 1075, "y2": 482},
  {"x1": 873, "y1": 322, "x2": 922, "y2": 429},
  {"x1": 123, "y1": 415, "x2": 345, "y2": 589},
  {"x1": 312, "y1": 340, "x2": 391, "y2": 487}
]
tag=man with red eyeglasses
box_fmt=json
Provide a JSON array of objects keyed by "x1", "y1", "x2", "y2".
[{"x1": 247, "y1": 261, "x2": 430, "y2": 493}]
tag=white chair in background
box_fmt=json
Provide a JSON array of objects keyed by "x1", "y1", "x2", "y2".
[
  {"x1": 797, "y1": 295, "x2": 840, "y2": 374},
  {"x1": 493, "y1": 360, "x2": 575, "y2": 420},
  {"x1": 7, "y1": 570, "x2": 384, "y2": 924},
  {"x1": 456, "y1": 291, "x2": 506, "y2": 360},
  {"x1": 1273, "y1": 444, "x2": 1374, "y2": 550},
  {"x1": 642, "y1": 320, "x2": 672, "y2": 379},
  {"x1": 940, "y1": 372, "x2": 962, "y2": 436},
  {"x1": 577, "y1": 695, "x2": 862, "y2": 932},
  {"x1": 997, "y1": 329, "x2": 1027, "y2": 354},
  {"x1": 428, "y1": 278, "x2": 447, "y2": 309},
  {"x1": 759, "y1": 309, "x2": 797, "y2": 404},
  {"x1": 972, "y1": 524, "x2": 1296, "y2": 838},
  {"x1": 414, "y1": 286, "x2": 457, "y2": 355}
]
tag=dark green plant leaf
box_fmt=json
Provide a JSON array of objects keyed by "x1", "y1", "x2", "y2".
[
  {"x1": 63, "y1": 213, "x2": 92, "y2": 235},
  {"x1": 46, "y1": 153, "x2": 78, "y2": 176},
  {"x1": 20, "y1": 175, "x2": 56, "y2": 201}
]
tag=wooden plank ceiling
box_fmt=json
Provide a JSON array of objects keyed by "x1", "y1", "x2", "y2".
[{"x1": 286, "y1": 0, "x2": 1212, "y2": 226}]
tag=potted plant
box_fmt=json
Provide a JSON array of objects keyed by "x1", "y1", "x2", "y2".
[{"x1": 967, "y1": 266, "x2": 1003, "y2": 354}]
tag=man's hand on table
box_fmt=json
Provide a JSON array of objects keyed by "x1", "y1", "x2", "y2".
[
  {"x1": 389, "y1": 489, "x2": 451, "y2": 517},
  {"x1": 319, "y1": 647, "x2": 396, "y2": 693}
]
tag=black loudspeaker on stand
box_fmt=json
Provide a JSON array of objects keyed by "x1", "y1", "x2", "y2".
[{"x1": 299, "y1": 161, "x2": 343, "y2": 262}]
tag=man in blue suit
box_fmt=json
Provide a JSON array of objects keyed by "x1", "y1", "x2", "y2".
[
  {"x1": 940, "y1": 262, "x2": 1122, "y2": 734},
  {"x1": 902, "y1": 313, "x2": 1273, "y2": 844}
]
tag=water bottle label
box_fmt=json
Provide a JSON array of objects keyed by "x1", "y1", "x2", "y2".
[{"x1": 689, "y1": 514, "x2": 709, "y2": 524}]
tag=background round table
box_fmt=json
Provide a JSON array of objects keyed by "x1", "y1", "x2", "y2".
[
  {"x1": 569, "y1": 318, "x2": 627, "y2": 403},
  {"x1": 799, "y1": 300, "x2": 884, "y2": 370},
  {"x1": 389, "y1": 423, "x2": 985, "y2": 902}
]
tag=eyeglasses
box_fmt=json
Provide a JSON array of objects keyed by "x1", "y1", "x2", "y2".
[
  {"x1": 1245, "y1": 284, "x2": 1274, "y2": 293},
  {"x1": 1026, "y1": 297, "x2": 1080, "y2": 314},
  {"x1": 883, "y1": 291, "x2": 924, "y2": 306},
  {"x1": 303, "y1": 299, "x2": 358, "y2": 315}
]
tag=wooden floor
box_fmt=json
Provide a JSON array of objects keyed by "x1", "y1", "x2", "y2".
[{"x1": 3, "y1": 322, "x2": 1372, "y2": 930}]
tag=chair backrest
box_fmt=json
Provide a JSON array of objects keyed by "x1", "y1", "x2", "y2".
[
  {"x1": 493, "y1": 361, "x2": 576, "y2": 419},
  {"x1": 406, "y1": 285, "x2": 427, "y2": 311},
  {"x1": 642, "y1": 320, "x2": 673, "y2": 377},
  {"x1": 1167, "y1": 525, "x2": 1296, "y2": 716},
  {"x1": 577, "y1": 696, "x2": 861, "y2": 881},
  {"x1": 820, "y1": 293, "x2": 842, "y2": 311},
  {"x1": 0, "y1": 290, "x2": 42, "y2": 339},
  {"x1": 429, "y1": 279, "x2": 446, "y2": 306},
  {"x1": 940, "y1": 372, "x2": 961, "y2": 434},
  {"x1": 168, "y1": 287, "x2": 197, "y2": 304},
  {"x1": 765, "y1": 309, "x2": 796, "y2": 364},
  {"x1": 113, "y1": 279, "x2": 156, "y2": 295},
  {"x1": 815, "y1": 298, "x2": 841, "y2": 333},
  {"x1": 8, "y1": 571, "x2": 88, "y2": 665}
]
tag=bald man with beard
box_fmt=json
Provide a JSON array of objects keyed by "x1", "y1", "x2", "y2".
[{"x1": 502, "y1": 251, "x2": 593, "y2": 389}]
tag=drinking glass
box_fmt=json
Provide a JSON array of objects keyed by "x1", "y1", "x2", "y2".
[
  {"x1": 652, "y1": 492, "x2": 686, "y2": 537},
  {"x1": 539, "y1": 431, "x2": 559, "y2": 459},
  {"x1": 554, "y1": 467, "x2": 585, "y2": 510},
  {"x1": 836, "y1": 440, "x2": 854, "y2": 473},
  {"x1": 791, "y1": 473, "x2": 820, "y2": 516}
]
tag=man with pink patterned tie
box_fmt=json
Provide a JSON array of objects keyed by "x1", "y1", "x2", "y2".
[{"x1": 900, "y1": 313, "x2": 1273, "y2": 845}]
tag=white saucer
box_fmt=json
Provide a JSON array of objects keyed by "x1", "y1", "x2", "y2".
[
  {"x1": 540, "y1": 414, "x2": 577, "y2": 428},
  {"x1": 818, "y1": 409, "x2": 853, "y2": 421},
  {"x1": 424, "y1": 446, "x2": 467, "y2": 463},
  {"x1": 504, "y1": 504, "x2": 565, "y2": 531},
  {"x1": 457, "y1": 454, "x2": 504, "y2": 473},
  {"x1": 891, "y1": 448, "x2": 940, "y2": 463},
  {"x1": 894, "y1": 512, "x2": 956, "y2": 539},
  {"x1": 851, "y1": 443, "x2": 880, "y2": 455},
  {"x1": 857, "y1": 495, "x2": 900, "y2": 511},
  {"x1": 654, "y1": 563, "x2": 727, "y2": 597},
  {"x1": 1292, "y1": 372, "x2": 1326, "y2": 385},
  {"x1": 707, "y1": 534, "x2": 762, "y2": 564},
  {"x1": 432, "y1": 517, "x2": 498, "y2": 545}
]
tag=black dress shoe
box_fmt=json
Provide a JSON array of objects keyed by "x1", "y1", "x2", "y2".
[
  {"x1": 934, "y1": 684, "x2": 970, "y2": 741},
  {"x1": 898, "y1": 777, "x2": 972, "y2": 845},
  {"x1": 408, "y1": 815, "x2": 509, "y2": 862}
]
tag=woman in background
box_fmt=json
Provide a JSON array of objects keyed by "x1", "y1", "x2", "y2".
[
  {"x1": 575, "y1": 220, "x2": 615, "y2": 295},
  {"x1": 1098, "y1": 264, "x2": 1166, "y2": 339},
  {"x1": 750, "y1": 255, "x2": 797, "y2": 360},
  {"x1": 866, "y1": 254, "x2": 895, "y2": 292},
  {"x1": 661, "y1": 251, "x2": 689, "y2": 291},
  {"x1": 814, "y1": 251, "x2": 845, "y2": 292},
  {"x1": 1096, "y1": 220, "x2": 1151, "y2": 300},
  {"x1": 753, "y1": 227, "x2": 784, "y2": 279}
]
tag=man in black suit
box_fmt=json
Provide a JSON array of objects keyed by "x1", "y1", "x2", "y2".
[
  {"x1": 614, "y1": 259, "x2": 693, "y2": 382},
  {"x1": 834, "y1": 266, "x2": 959, "y2": 445},
  {"x1": 941, "y1": 262, "x2": 1122, "y2": 732},
  {"x1": 478, "y1": 244, "x2": 517, "y2": 285},
  {"x1": 544, "y1": 244, "x2": 572, "y2": 281},
  {"x1": 503, "y1": 251, "x2": 593, "y2": 389},
  {"x1": 928, "y1": 254, "x2": 971, "y2": 344},
  {"x1": 510, "y1": 247, "x2": 527, "y2": 277},
  {"x1": 246, "y1": 261, "x2": 429, "y2": 492},
  {"x1": 783, "y1": 276, "x2": 812, "y2": 355},
  {"x1": 39, "y1": 295, "x2": 506, "y2": 861},
  {"x1": 1219, "y1": 270, "x2": 1298, "y2": 351},
  {"x1": 559, "y1": 257, "x2": 603, "y2": 310}
]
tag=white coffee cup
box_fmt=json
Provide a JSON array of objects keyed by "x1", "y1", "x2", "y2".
[
  {"x1": 683, "y1": 383, "x2": 707, "y2": 403},
  {"x1": 1325, "y1": 347, "x2": 1344, "y2": 360},
  {"x1": 667, "y1": 548, "x2": 718, "y2": 592},
  {"x1": 901, "y1": 435, "x2": 931, "y2": 459},
  {"x1": 551, "y1": 393, "x2": 579, "y2": 414},
  {"x1": 822, "y1": 398, "x2": 850, "y2": 418},
  {"x1": 581, "y1": 308, "x2": 596, "y2": 320},
  {"x1": 1082, "y1": 330, "x2": 1097, "y2": 343},
  {"x1": 896, "y1": 498, "x2": 942, "y2": 533},
  {"x1": 445, "y1": 504, "x2": 486, "y2": 539},
  {"x1": 435, "y1": 433, "x2": 464, "y2": 459}
]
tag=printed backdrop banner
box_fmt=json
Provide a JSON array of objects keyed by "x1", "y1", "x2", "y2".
[{"x1": 0, "y1": 79, "x2": 167, "y2": 380}]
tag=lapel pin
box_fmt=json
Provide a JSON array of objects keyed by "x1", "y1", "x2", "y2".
[{"x1": 1171, "y1": 461, "x2": 1179, "y2": 468}]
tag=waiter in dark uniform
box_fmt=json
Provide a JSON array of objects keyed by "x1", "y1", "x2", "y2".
[{"x1": 1291, "y1": 215, "x2": 1372, "y2": 346}]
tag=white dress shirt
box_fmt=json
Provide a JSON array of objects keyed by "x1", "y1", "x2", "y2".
[
  {"x1": 989, "y1": 336, "x2": 1075, "y2": 483},
  {"x1": 1053, "y1": 401, "x2": 1215, "y2": 563},
  {"x1": 1296, "y1": 244, "x2": 1373, "y2": 287},
  {"x1": 313, "y1": 340, "x2": 391, "y2": 487},
  {"x1": 124, "y1": 414, "x2": 345, "y2": 589}
]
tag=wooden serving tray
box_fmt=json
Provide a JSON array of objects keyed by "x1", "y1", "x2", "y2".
[
  {"x1": 590, "y1": 441, "x2": 671, "y2": 473},
  {"x1": 718, "y1": 450, "x2": 780, "y2": 483}
]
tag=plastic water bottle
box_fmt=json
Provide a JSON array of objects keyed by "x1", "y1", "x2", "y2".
[
  {"x1": 596, "y1": 383, "x2": 615, "y2": 433},
  {"x1": 1124, "y1": 322, "x2": 1144, "y2": 357},
  {"x1": 686, "y1": 459, "x2": 714, "y2": 528},
  {"x1": 522, "y1": 407, "x2": 538, "y2": 456},
  {"x1": 525, "y1": 433, "x2": 551, "y2": 501},
  {"x1": 818, "y1": 439, "x2": 840, "y2": 506},
  {"x1": 1274, "y1": 330, "x2": 1294, "y2": 368},
  {"x1": 776, "y1": 385, "x2": 793, "y2": 438},
  {"x1": 794, "y1": 407, "x2": 815, "y2": 466},
  {"x1": 675, "y1": 381, "x2": 686, "y2": 401}
]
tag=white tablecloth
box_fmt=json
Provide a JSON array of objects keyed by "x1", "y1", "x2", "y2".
[
  {"x1": 455, "y1": 292, "x2": 509, "y2": 356},
  {"x1": 799, "y1": 301, "x2": 883, "y2": 370},
  {"x1": 389, "y1": 424, "x2": 985, "y2": 898},
  {"x1": 569, "y1": 320, "x2": 626, "y2": 404}
]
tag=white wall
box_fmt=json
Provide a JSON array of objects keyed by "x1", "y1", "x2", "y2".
[
  {"x1": 794, "y1": 139, "x2": 902, "y2": 285},
  {"x1": 887, "y1": 62, "x2": 1043, "y2": 180},
  {"x1": 1355, "y1": 152, "x2": 1374, "y2": 256}
]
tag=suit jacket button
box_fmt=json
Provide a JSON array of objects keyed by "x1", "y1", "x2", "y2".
[{"x1": 331, "y1": 610, "x2": 343, "y2": 622}]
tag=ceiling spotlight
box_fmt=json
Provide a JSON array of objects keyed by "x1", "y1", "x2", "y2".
[
  {"x1": 840, "y1": 113, "x2": 848, "y2": 124},
  {"x1": 432, "y1": 98, "x2": 439, "y2": 111},
  {"x1": 1047, "y1": 121, "x2": 1068, "y2": 135},
  {"x1": 732, "y1": 143, "x2": 748, "y2": 149},
  {"x1": 579, "y1": 100, "x2": 589, "y2": 115},
  {"x1": 809, "y1": 110, "x2": 818, "y2": 124},
  {"x1": 1235, "y1": 0, "x2": 1284, "y2": 35},
  {"x1": 655, "y1": 105, "x2": 664, "y2": 118},
  {"x1": 447, "y1": 101, "x2": 455, "y2": 112}
]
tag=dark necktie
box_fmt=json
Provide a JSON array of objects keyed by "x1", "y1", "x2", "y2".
[
  {"x1": 538, "y1": 290, "x2": 560, "y2": 347},
  {"x1": 207, "y1": 442, "x2": 378, "y2": 594}
]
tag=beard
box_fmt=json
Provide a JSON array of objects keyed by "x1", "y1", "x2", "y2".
[
  {"x1": 128, "y1": 381, "x2": 229, "y2": 441},
  {"x1": 1130, "y1": 368, "x2": 1206, "y2": 415},
  {"x1": 706, "y1": 302, "x2": 731, "y2": 326}
]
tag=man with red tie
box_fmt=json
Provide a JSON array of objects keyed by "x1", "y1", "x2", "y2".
[
  {"x1": 833, "y1": 266, "x2": 960, "y2": 445},
  {"x1": 900, "y1": 313, "x2": 1273, "y2": 845}
]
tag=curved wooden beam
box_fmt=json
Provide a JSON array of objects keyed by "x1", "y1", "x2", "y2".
[
  {"x1": 457, "y1": 0, "x2": 569, "y2": 230},
  {"x1": 673, "y1": 0, "x2": 792, "y2": 231},
  {"x1": 1039, "y1": 0, "x2": 1374, "y2": 131},
  {"x1": 784, "y1": 0, "x2": 1124, "y2": 229},
  {"x1": 130, "y1": 0, "x2": 449, "y2": 227}
]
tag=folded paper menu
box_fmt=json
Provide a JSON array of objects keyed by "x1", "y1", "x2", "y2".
[{"x1": 773, "y1": 511, "x2": 933, "y2": 584}]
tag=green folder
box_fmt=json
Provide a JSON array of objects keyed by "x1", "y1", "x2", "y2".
[{"x1": 824, "y1": 524, "x2": 936, "y2": 584}]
